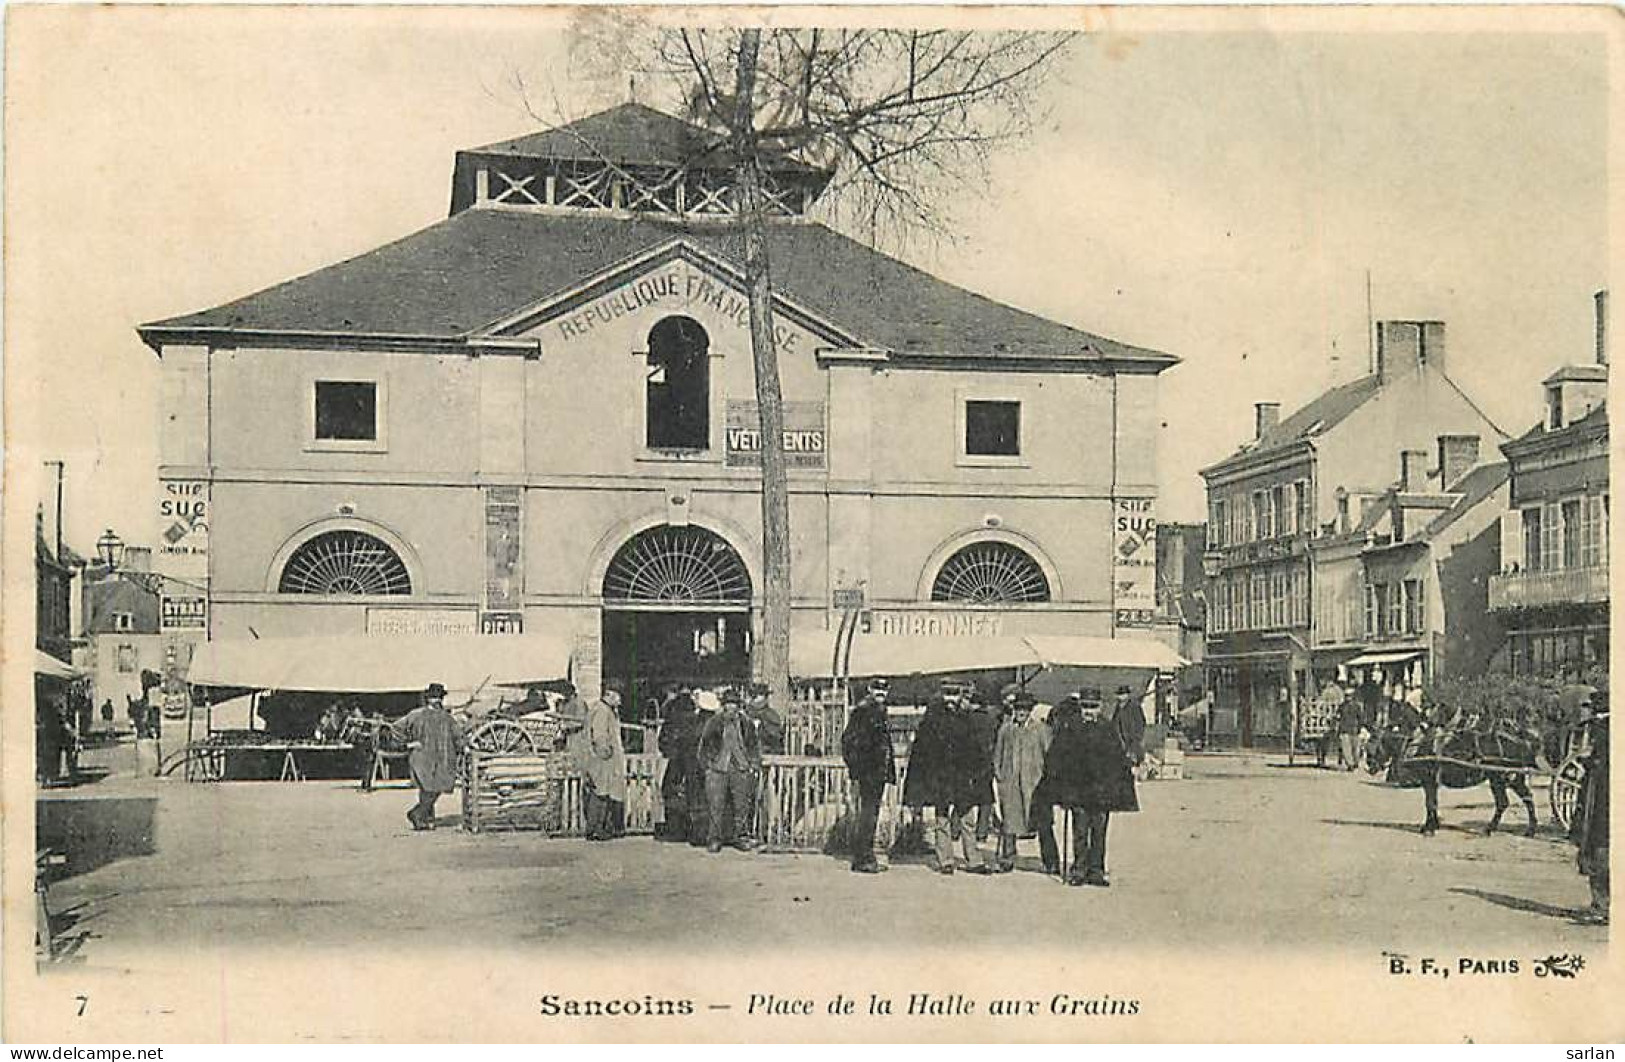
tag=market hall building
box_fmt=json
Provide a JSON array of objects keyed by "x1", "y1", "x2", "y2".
[{"x1": 139, "y1": 103, "x2": 1177, "y2": 709}]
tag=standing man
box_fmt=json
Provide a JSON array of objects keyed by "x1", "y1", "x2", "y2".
[
  {"x1": 699, "y1": 688, "x2": 761, "y2": 852},
  {"x1": 580, "y1": 687, "x2": 628, "y2": 841},
  {"x1": 902, "y1": 680, "x2": 992, "y2": 875},
  {"x1": 655, "y1": 685, "x2": 697, "y2": 842},
  {"x1": 399, "y1": 683, "x2": 463, "y2": 831},
  {"x1": 1111, "y1": 684, "x2": 1148, "y2": 768},
  {"x1": 1570, "y1": 697, "x2": 1609, "y2": 926},
  {"x1": 1044, "y1": 689, "x2": 1138, "y2": 886},
  {"x1": 967, "y1": 687, "x2": 1003, "y2": 844},
  {"x1": 685, "y1": 691, "x2": 720, "y2": 847},
  {"x1": 841, "y1": 679, "x2": 895, "y2": 874},
  {"x1": 992, "y1": 691, "x2": 1049, "y2": 873}
]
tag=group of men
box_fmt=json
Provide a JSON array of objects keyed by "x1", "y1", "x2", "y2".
[
  {"x1": 842, "y1": 678, "x2": 1146, "y2": 886},
  {"x1": 654, "y1": 684, "x2": 784, "y2": 852}
]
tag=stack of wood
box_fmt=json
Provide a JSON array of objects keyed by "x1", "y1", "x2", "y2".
[{"x1": 463, "y1": 751, "x2": 571, "y2": 834}]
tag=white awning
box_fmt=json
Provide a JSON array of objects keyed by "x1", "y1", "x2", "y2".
[
  {"x1": 186, "y1": 634, "x2": 573, "y2": 694},
  {"x1": 1342, "y1": 649, "x2": 1426, "y2": 668},
  {"x1": 790, "y1": 631, "x2": 1186, "y2": 680},
  {"x1": 1024, "y1": 634, "x2": 1187, "y2": 671},
  {"x1": 35, "y1": 651, "x2": 84, "y2": 681}
]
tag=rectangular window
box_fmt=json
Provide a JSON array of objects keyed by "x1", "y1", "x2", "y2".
[
  {"x1": 1562, "y1": 499, "x2": 1583, "y2": 569},
  {"x1": 1236, "y1": 576, "x2": 1249, "y2": 631},
  {"x1": 1255, "y1": 490, "x2": 1272, "y2": 540},
  {"x1": 1386, "y1": 583, "x2": 1405, "y2": 637},
  {"x1": 1208, "y1": 502, "x2": 1222, "y2": 547},
  {"x1": 1272, "y1": 569, "x2": 1287, "y2": 627},
  {"x1": 314, "y1": 381, "x2": 378, "y2": 442},
  {"x1": 1404, "y1": 578, "x2": 1424, "y2": 634},
  {"x1": 1583, "y1": 495, "x2": 1606, "y2": 568},
  {"x1": 964, "y1": 400, "x2": 1021, "y2": 457},
  {"x1": 1295, "y1": 480, "x2": 1312, "y2": 536},
  {"x1": 1542, "y1": 502, "x2": 1563, "y2": 571},
  {"x1": 1273, "y1": 485, "x2": 1290, "y2": 536},
  {"x1": 1252, "y1": 572, "x2": 1268, "y2": 629},
  {"x1": 1523, "y1": 507, "x2": 1543, "y2": 571},
  {"x1": 112, "y1": 612, "x2": 134, "y2": 632},
  {"x1": 116, "y1": 645, "x2": 136, "y2": 673},
  {"x1": 1366, "y1": 583, "x2": 1382, "y2": 636}
]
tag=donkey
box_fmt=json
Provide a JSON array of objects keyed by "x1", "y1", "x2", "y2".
[{"x1": 1371, "y1": 719, "x2": 1539, "y2": 837}]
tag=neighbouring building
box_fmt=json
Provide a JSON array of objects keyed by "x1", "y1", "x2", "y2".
[
  {"x1": 1153, "y1": 521, "x2": 1208, "y2": 701},
  {"x1": 1489, "y1": 292, "x2": 1610, "y2": 678},
  {"x1": 1309, "y1": 443, "x2": 1510, "y2": 713},
  {"x1": 36, "y1": 510, "x2": 77, "y2": 665},
  {"x1": 80, "y1": 545, "x2": 205, "y2": 724},
  {"x1": 139, "y1": 103, "x2": 1178, "y2": 714},
  {"x1": 1200, "y1": 320, "x2": 1505, "y2": 747}
]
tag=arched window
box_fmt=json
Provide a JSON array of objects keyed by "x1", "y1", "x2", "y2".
[
  {"x1": 277, "y1": 530, "x2": 412, "y2": 596},
  {"x1": 931, "y1": 542, "x2": 1050, "y2": 603},
  {"x1": 603, "y1": 525, "x2": 751, "y2": 605},
  {"x1": 646, "y1": 316, "x2": 710, "y2": 449}
]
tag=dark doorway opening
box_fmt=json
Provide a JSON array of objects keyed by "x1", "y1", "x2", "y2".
[{"x1": 601, "y1": 610, "x2": 751, "y2": 723}]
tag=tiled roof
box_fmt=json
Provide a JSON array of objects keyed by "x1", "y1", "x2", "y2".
[
  {"x1": 469, "y1": 102, "x2": 825, "y2": 175},
  {"x1": 1204, "y1": 374, "x2": 1383, "y2": 474},
  {"x1": 1422, "y1": 461, "x2": 1510, "y2": 540},
  {"x1": 139, "y1": 208, "x2": 1176, "y2": 367}
]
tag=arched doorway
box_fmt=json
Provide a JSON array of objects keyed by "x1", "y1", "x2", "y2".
[{"x1": 600, "y1": 524, "x2": 752, "y2": 720}]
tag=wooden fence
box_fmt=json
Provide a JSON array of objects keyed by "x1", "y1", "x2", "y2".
[{"x1": 464, "y1": 746, "x2": 908, "y2": 851}]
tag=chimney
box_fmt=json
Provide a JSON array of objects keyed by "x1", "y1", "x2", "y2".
[
  {"x1": 1400, "y1": 449, "x2": 1429, "y2": 492},
  {"x1": 1437, "y1": 434, "x2": 1480, "y2": 490},
  {"x1": 1255, "y1": 402, "x2": 1280, "y2": 439},
  {"x1": 1596, "y1": 289, "x2": 1609, "y2": 366},
  {"x1": 1375, "y1": 320, "x2": 1446, "y2": 382}
]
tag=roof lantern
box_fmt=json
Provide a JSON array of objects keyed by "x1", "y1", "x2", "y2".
[{"x1": 449, "y1": 102, "x2": 834, "y2": 219}]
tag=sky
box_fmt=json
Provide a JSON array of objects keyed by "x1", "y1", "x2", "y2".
[{"x1": 6, "y1": 8, "x2": 1610, "y2": 554}]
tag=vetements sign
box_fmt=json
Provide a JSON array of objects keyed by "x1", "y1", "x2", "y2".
[{"x1": 725, "y1": 400, "x2": 827, "y2": 468}]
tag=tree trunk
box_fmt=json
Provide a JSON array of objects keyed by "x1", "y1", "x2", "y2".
[{"x1": 731, "y1": 30, "x2": 794, "y2": 715}]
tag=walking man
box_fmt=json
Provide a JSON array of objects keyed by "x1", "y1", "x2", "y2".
[
  {"x1": 841, "y1": 679, "x2": 895, "y2": 873},
  {"x1": 400, "y1": 683, "x2": 463, "y2": 831},
  {"x1": 699, "y1": 688, "x2": 761, "y2": 852}
]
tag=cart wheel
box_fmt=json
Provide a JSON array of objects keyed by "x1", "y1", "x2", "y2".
[
  {"x1": 1550, "y1": 756, "x2": 1585, "y2": 831},
  {"x1": 467, "y1": 718, "x2": 537, "y2": 757}
]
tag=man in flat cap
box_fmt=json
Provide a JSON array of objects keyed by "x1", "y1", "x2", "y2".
[
  {"x1": 699, "y1": 687, "x2": 761, "y2": 852},
  {"x1": 841, "y1": 679, "x2": 895, "y2": 873},
  {"x1": 399, "y1": 682, "x2": 464, "y2": 831}
]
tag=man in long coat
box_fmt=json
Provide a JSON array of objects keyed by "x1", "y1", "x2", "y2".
[
  {"x1": 841, "y1": 679, "x2": 895, "y2": 874},
  {"x1": 1112, "y1": 684, "x2": 1148, "y2": 766},
  {"x1": 684, "y1": 691, "x2": 719, "y2": 846},
  {"x1": 1041, "y1": 690, "x2": 1138, "y2": 886},
  {"x1": 992, "y1": 691, "x2": 1050, "y2": 873},
  {"x1": 1570, "y1": 704, "x2": 1609, "y2": 925},
  {"x1": 579, "y1": 687, "x2": 628, "y2": 841},
  {"x1": 967, "y1": 688, "x2": 1003, "y2": 843},
  {"x1": 902, "y1": 680, "x2": 992, "y2": 874},
  {"x1": 656, "y1": 686, "x2": 697, "y2": 842},
  {"x1": 399, "y1": 683, "x2": 464, "y2": 831}
]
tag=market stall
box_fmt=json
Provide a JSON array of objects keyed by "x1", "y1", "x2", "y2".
[{"x1": 169, "y1": 633, "x2": 574, "y2": 782}]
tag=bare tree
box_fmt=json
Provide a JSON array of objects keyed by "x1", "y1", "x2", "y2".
[
  {"x1": 658, "y1": 29, "x2": 1072, "y2": 712},
  {"x1": 530, "y1": 27, "x2": 1071, "y2": 710}
]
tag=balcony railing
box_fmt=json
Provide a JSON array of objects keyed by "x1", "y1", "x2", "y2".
[{"x1": 1488, "y1": 565, "x2": 1609, "y2": 611}]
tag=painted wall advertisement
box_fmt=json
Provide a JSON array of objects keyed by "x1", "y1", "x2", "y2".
[
  {"x1": 156, "y1": 479, "x2": 208, "y2": 579},
  {"x1": 160, "y1": 595, "x2": 207, "y2": 631},
  {"x1": 366, "y1": 608, "x2": 477, "y2": 637},
  {"x1": 1114, "y1": 497, "x2": 1157, "y2": 628},
  {"x1": 482, "y1": 485, "x2": 524, "y2": 634},
  {"x1": 725, "y1": 400, "x2": 827, "y2": 469}
]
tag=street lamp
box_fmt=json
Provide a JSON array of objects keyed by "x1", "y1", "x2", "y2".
[{"x1": 95, "y1": 528, "x2": 124, "y2": 570}]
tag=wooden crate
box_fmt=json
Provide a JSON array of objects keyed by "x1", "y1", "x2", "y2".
[{"x1": 464, "y1": 751, "x2": 664, "y2": 835}]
